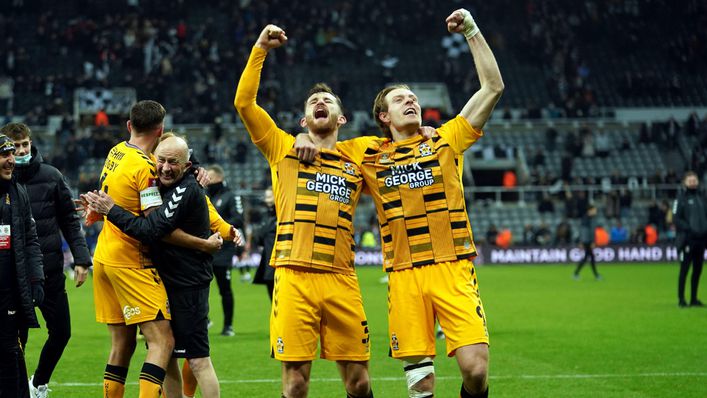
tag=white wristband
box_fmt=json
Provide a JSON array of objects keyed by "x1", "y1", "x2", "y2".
[{"x1": 459, "y1": 9, "x2": 480, "y2": 39}]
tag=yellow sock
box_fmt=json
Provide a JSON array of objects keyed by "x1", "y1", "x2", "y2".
[
  {"x1": 103, "y1": 364, "x2": 128, "y2": 398},
  {"x1": 104, "y1": 380, "x2": 125, "y2": 398},
  {"x1": 138, "y1": 379, "x2": 162, "y2": 398},
  {"x1": 138, "y1": 362, "x2": 166, "y2": 398},
  {"x1": 182, "y1": 360, "x2": 198, "y2": 397}
]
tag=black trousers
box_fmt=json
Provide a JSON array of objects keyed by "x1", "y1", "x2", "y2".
[
  {"x1": 575, "y1": 243, "x2": 598, "y2": 277},
  {"x1": 19, "y1": 272, "x2": 71, "y2": 386},
  {"x1": 0, "y1": 303, "x2": 29, "y2": 398},
  {"x1": 678, "y1": 241, "x2": 706, "y2": 303},
  {"x1": 213, "y1": 267, "x2": 234, "y2": 327}
]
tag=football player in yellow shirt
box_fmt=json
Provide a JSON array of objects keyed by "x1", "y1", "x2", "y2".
[
  {"x1": 90, "y1": 100, "x2": 174, "y2": 398},
  {"x1": 235, "y1": 25, "x2": 374, "y2": 398},
  {"x1": 86, "y1": 101, "x2": 224, "y2": 398},
  {"x1": 295, "y1": 8, "x2": 503, "y2": 398},
  {"x1": 366, "y1": 9, "x2": 503, "y2": 398}
]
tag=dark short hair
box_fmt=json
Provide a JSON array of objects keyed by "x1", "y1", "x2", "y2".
[
  {"x1": 0, "y1": 122, "x2": 31, "y2": 140},
  {"x1": 372, "y1": 84, "x2": 410, "y2": 139},
  {"x1": 304, "y1": 83, "x2": 344, "y2": 113},
  {"x1": 130, "y1": 100, "x2": 166, "y2": 133}
]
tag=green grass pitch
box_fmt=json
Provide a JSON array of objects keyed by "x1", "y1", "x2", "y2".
[{"x1": 24, "y1": 263, "x2": 707, "y2": 397}]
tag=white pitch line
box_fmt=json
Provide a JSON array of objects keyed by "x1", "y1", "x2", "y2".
[{"x1": 50, "y1": 372, "x2": 707, "y2": 387}]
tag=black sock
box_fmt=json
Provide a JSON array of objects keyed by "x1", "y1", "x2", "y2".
[
  {"x1": 104, "y1": 364, "x2": 128, "y2": 385},
  {"x1": 461, "y1": 384, "x2": 488, "y2": 398}
]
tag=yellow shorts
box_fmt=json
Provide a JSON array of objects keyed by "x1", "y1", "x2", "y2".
[
  {"x1": 388, "y1": 259, "x2": 488, "y2": 358},
  {"x1": 270, "y1": 267, "x2": 370, "y2": 362},
  {"x1": 93, "y1": 261, "x2": 171, "y2": 325}
]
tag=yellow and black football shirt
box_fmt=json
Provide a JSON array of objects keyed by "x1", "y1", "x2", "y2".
[
  {"x1": 344, "y1": 116, "x2": 483, "y2": 272},
  {"x1": 235, "y1": 46, "x2": 363, "y2": 274},
  {"x1": 93, "y1": 141, "x2": 162, "y2": 268}
]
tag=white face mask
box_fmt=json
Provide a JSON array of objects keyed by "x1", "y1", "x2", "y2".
[{"x1": 15, "y1": 153, "x2": 31, "y2": 165}]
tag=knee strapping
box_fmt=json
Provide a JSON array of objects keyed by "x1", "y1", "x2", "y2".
[{"x1": 403, "y1": 357, "x2": 434, "y2": 398}]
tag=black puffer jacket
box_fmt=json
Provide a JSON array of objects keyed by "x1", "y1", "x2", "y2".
[
  {"x1": 5, "y1": 179, "x2": 44, "y2": 328},
  {"x1": 13, "y1": 146, "x2": 91, "y2": 275}
]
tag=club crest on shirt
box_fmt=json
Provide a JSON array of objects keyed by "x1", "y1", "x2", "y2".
[
  {"x1": 379, "y1": 152, "x2": 393, "y2": 164},
  {"x1": 418, "y1": 142, "x2": 433, "y2": 156},
  {"x1": 343, "y1": 162, "x2": 356, "y2": 176},
  {"x1": 391, "y1": 333, "x2": 399, "y2": 351}
]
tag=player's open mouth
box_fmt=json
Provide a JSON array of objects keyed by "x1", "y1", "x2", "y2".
[
  {"x1": 314, "y1": 107, "x2": 328, "y2": 119},
  {"x1": 404, "y1": 108, "x2": 417, "y2": 116}
]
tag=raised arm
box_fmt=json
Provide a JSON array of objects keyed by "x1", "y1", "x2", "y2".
[
  {"x1": 447, "y1": 9, "x2": 504, "y2": 130},
  {"x1": 233, "y1": 25, "x2": 288, "y2": 144}
]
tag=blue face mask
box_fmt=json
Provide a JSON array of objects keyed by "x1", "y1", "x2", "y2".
[{"x1": 15, "y1": 153, "x2": 31, "y2": 165}]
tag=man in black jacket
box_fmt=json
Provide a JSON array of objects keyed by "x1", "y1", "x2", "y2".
[
  {"x1": 3, "y1": 122, "x2": 92, "y2": 396},
  {"x1": 84, "y1": 136, "x2": 238, "y2": 398},
  {"x1": 673, "y1": 171, "x2": 707, "y2": 307},
  {"x1": 252, "y1": 186, "x2": 276, "y2": 301},
  {"x1": 205, "y1": 165, "x2": 244, "y2": 336},
  {"x1": 574, "y1": 205, "x2": 601, "y2": 280},
  {"x1": 0, "y1": 134, "x2": 44, "y2": 398}
]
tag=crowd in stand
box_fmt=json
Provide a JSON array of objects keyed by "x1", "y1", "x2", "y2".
[
  {"x1": 480, "y1": 110, "x2": 707, "y2": 248},
  {"x1": 0, "y1": 0, "x2": 705, "y2": 124},
  {"x1": 0, "y1": 0, "x2": 706, "y2": 254},
  {"x1": 0, "y1": 0, "x2": 449, "y2": 122},
  {"x1": 520, "y1": 1, "x2": 598, "y2": 118}
]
